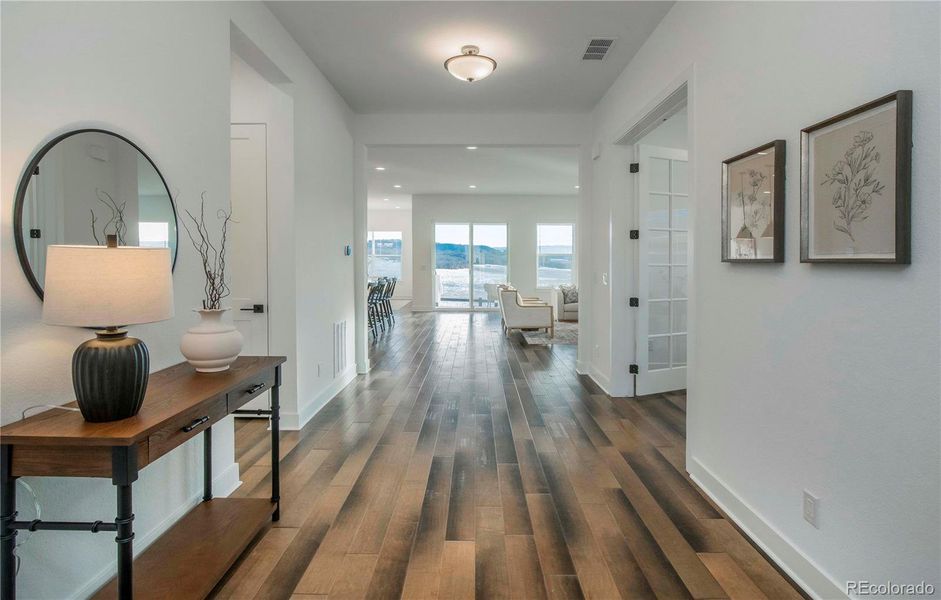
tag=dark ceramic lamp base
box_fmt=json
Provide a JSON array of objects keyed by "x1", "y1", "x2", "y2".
[{"x1": 72, "y1": 328, "x2": 150, "y2": 422}]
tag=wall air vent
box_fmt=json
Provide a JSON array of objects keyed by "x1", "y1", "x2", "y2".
[{"x1": 582, "y1": 38, "x2": 616, "y2": 61}]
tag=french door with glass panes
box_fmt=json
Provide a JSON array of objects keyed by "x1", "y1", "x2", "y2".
[
  {"x1": 433, "y1": 222, "x2": 508, "y2": 310},
  {"x1": 635, "y1": 145, "x2": 689, "y2": 395}
]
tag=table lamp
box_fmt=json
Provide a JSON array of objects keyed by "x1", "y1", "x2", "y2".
[{"x1": 42, "y1": 236, "x2": 174, "y2": 422}]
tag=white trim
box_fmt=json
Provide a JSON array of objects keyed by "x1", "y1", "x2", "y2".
[
  {"x1": 71, "y1": 462, "x2": 241, "y2": 600},
  {"x1": 587, "y1": 365, "x2": 612, "y2": 395},
  {"x1": 282, "y1": 363, "x2": 357, "y2": 430},
  {"x1": 688, "y1": 457, "x2": 847, "y2": 600}
]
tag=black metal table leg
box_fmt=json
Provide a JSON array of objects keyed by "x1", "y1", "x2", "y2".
[
  {"x1": 1, "y1": 446, "x2": 16, "y2": 600},
  {"x1": 112, "y1": 446, "x2": 138, "y2": 600},
  {"x1": 271, "y1": 365, "x2": 281, "y2": 521},
  {"x1": 203, "y1": 427, "x2": 213, "y2": 501}
]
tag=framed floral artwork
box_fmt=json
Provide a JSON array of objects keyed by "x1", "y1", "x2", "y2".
[
  {"x1": 801, "y1": 90, "x2": 912, "y2": 263},
  {"x1": 721, "y1": 140, "x2": 785, "y2": 262}
]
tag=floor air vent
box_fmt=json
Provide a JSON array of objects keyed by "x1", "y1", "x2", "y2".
[{"x1": 583, "y1": 38, "x2": 616, "y2": 61}]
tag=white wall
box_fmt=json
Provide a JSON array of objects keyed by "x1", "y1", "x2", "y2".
[
  {"x1": 368, "y1": 208, "x2": 413, "y2": 300},
  {"x1": 0, "y1": 2, "x2": 354, "y2": 597},
  {"x1": 590, "y1": 2, "x2": 940, "y2": 597},
  {"x1": 411, "y1": 194, "x2": 576, "y2": 310}
]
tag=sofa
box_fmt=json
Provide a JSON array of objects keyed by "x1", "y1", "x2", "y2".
[{"x1": 554, "y1": 284, "x2": 579, "y2": 322}]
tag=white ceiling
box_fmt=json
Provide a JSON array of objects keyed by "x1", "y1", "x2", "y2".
[
  {"x1": 266, "y1": 1, "x2": 673, "y2": 113},
  {"x1": 367, "y1": 145, "x2": 578, "y2": 209}
]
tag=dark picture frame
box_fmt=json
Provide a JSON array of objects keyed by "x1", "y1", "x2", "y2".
[
  {"x1": 721, "y1": 140, "x2": 786, "y2": 263},
  {"x1": 800, "y1": 91, "x2": 912, "y2": 264}
]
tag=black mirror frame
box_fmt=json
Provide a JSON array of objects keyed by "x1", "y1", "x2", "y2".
[{"x1": 13, "y1": 128, "x2": 180, "y2": 300}]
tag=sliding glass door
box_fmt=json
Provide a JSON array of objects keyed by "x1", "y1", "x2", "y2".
[
  {"x1": 434, "y1": 223, "x2": 508, "y2": 309},
  {"x1": 434, "y1": 224, "x2": 470, "y2": 307}
]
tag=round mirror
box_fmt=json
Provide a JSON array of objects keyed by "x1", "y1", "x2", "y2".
[{"x1": 14, "y1": 129, "x2": 179, "y2": 299}]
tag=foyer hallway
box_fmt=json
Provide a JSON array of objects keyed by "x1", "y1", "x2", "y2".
[{"x1": 220, "y1": 312, "x2": 803, "y2": 599}]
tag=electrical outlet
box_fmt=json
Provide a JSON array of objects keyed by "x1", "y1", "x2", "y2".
[{"x1": 803, "y1": 490, "x2": 819, "y2": 528}]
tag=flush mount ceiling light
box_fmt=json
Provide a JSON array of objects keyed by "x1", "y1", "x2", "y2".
[
  {"x1": 466, "y1": 146, "x2": 478, "y2": 150},
  {"x1": 468, "y1": 184, "x2": 477, "y2": 189},
  {"x1": 375, "y1": 166, "x2": 386, "y2": 171},
  {"x1": 445, "y1": 45, "x2": 496, "y2": 83},
  {"x1": 393, "y1": 184, "x2": 402, "y2": 188}
]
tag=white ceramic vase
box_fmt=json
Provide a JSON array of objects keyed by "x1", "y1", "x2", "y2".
[{"x1": 180, "y1": 308, "x2": 244, "y2": 372}]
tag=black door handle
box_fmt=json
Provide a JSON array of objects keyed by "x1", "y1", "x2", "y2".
[
  {"x1": 246, "y1": 383, "x2": 266, "y2": 395},
  {"x1": 240, "y1": 304, "x2": 265, "y2": 314},
  {"x1": 182, "y1": 415, "x2": 210, "y2": 432}
]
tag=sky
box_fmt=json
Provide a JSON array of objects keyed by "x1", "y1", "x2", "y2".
[{"x1": 435, "y1": 223, "x2": 572, "y2": 248}]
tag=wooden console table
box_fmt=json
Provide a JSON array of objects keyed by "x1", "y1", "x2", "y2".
[{"x1": 0, "y1": 355, "x2": 286, "y2": 599}]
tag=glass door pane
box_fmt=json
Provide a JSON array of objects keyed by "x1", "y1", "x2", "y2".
[
  {"x1": 472, "y1": 224, "x2": 508, "y2": 308},
  {"x1": 434, "y1": 223, "x2": 470, "y2": 308}
]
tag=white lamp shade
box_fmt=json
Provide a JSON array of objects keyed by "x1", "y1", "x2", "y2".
[
  {"x1": 42, "y1": 245, "x2": 174, "y2": 327},
  {"x1": 444, "y1": 48, "x2": 497, "y2": 82}
]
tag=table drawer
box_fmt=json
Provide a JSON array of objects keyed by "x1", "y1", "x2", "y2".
[
  {"x1": 227, "y1": 368, "x2": 277, "y2": 411},
  {"x1": 148, "y1": 395, "x2": 227, "y2": 461}
]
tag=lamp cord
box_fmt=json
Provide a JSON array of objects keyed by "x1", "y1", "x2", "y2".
[{"x1": 20, "y1": 405, "x2": 80, "y2": 420}]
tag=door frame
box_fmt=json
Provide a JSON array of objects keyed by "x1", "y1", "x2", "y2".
[
  {"x1": 610, "y1": 67, "x2": 695, "y2": 400},
  {"x1": 432, "y1": 221, "x2": 510, "y2": 311}
]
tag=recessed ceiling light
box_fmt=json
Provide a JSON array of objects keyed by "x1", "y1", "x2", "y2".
[
  {"x1": 383, "y1": 198, "x2": 389, "y2": 201},
  {"x1": 574, "y1": 185, "x2": 580, "y2": 190},
  {"x1": 395, "y1": 206, "x2": 401, "y2": 209},
  {"x1": 393, "y1": 184, "x2": 402, "y2": 189},
  {"x1": 757, "y1": 152, "x2": 768, "y2": 156},
  {"x1": 468, "y1": 185, "x2": 477, "y2": 189},
  {"x1": 375, "y1": 166, "x2": 386, "y2": 171},
  {"x1": 466, "y1": 146, "x2": 478, "y2": 150},
  {"x1": 445, "y1": 45, "x2": 497, "y2": 83}
]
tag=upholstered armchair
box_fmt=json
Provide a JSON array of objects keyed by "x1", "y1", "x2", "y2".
[
  {"x1": 498, "y1": 288, "x2": 554, "y2": 337},
  {"x1": 554, "y1": 284, "x2": 579, "y2": 322}
]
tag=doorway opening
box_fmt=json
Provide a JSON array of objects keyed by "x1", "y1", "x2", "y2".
[
  {"x1": 363, "y1": 145, "x2": 579, "y2": 353},
  {"x1": 229, "y1": 35, "x2": 294, "y2": 414},
  {"x1": 617, "y1": 84, "x2": 690, "y2": 396}
]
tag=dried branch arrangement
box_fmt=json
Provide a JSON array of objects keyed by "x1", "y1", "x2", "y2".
[
  {"x1": 181, "y1": 193, "x2": 233, "y2": 310},
  {"x1": 89, "y1": 189, "x2": 128, "y2": 246}
]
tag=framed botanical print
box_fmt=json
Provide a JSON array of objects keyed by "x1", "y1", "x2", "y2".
[
  {"x1": 721, "y1": 140, "x2": 785, "y2": 262},
  {"x1": 801, "y1": 90, "x2": 912, "y2": 263}
]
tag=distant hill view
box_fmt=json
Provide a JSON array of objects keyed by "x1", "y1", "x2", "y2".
[
  {"x1": 434, "y1": 243, "x2": 572, "y2": 270},
  {"x1": 435, "y1": 243, "x2": 507, "y2": 268}
]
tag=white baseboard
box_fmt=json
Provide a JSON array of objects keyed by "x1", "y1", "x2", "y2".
[
  {"x1": 688, "y1": 457, "x2": 846, "y2": 600},
  {"x1": 576, "y1": 359, "x2": 590, "y2": 375},
  {"x1": 281, "y1": 364, "x2": 357, "y2": 430},
  {"x1": 587, "y1": 365, "x2": 613, "y2": 395},
  {"x1": 72, "y1": 462, "x2": 241, "y2": 600}
]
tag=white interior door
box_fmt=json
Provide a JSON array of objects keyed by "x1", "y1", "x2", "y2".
[
  {"x1": 230, "y1": 123, "x2": 270, "y2": 412},
  {"x1": 636, "y1": 144, "x2": 689, "y2": 395}
]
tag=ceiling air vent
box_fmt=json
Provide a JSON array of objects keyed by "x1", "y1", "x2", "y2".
[{"x1": 582, "y1": 38, "x2": 616, "y2": 61}]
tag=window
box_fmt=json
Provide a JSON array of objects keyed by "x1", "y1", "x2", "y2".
[
  {"x1": 138, "y1": 222, "x2": 169, "y2": 248},
  {"x1": 367, "y1": 231, "x2": 402, "y2": 279},
  {"x1": 537, "y1": 224, "x2": 574, "y2": 288}
]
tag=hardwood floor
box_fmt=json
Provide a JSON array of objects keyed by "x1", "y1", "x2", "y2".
[{"x1": 215, "y1": 311, "x2": 803, "y2": 600}]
